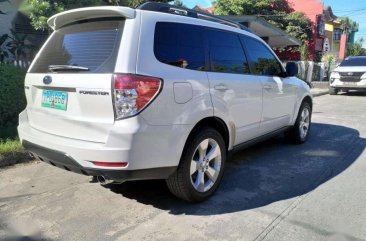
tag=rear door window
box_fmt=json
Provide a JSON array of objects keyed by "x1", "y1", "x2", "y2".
[
  {"x1": 207, "y1": 29, "x2": 250, "y2": 74},
  {"x1": 154, "y1": 22, "x2": 206, "y2": 71},
  {"x1": 242, "y1": 36, "x2": 284, "y2": 76},
  {"x1": 29, "y1": 19, "x2": 124, "y2": 73}
]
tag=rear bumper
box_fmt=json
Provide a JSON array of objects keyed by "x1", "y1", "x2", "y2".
[
  {"x1": 23, "y1": 140, "x2": 176, "y2": 181},
  {"x1": 18, "y1": 110, "x2": 192, "y2": 180}
]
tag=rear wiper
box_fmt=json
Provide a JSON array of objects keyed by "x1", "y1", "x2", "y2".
[{"x1": 48, "y1": 65, "x2": 89, "y2": 72}]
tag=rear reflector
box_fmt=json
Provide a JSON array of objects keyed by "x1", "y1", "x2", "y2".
[{"x1": 91, "y1": 161, "x2": 128, "y2": 168}]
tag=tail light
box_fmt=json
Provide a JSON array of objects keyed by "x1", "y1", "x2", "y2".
[{"x1": 113, "y1": 74, "x2": 162, "y2": 120}]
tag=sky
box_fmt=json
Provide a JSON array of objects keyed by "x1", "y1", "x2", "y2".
[{"x1": 182, "y1": 0, "x2": 366, "y2": 47}]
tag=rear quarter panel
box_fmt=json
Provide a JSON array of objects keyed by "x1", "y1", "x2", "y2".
[{"x1": 135, "y1": 11, "x2": 214, "y2": 126}]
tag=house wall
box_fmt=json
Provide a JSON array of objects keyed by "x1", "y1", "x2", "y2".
[
  {"x1": 0, "y1": 1, "x2": 17, "y2": 36},
  {"x1": 348, "y1": 32, "x2": 356, "y2": 44},
  {"x1": 287, "y1": 0, "x2": 324, "y2": 61},
  {"x1": 325, "y1": 21, "x2": 343, "y2": 59},
  {"x1": 339, "y1": 33, "x2": 347, "y2": 59}
]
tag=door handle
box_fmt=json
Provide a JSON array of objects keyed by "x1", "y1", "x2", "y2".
[
  {"x1": 214, "y1": 83, "x2": 228, "y2": 91},
  {"x1": 263, "y1": 84, "x2": 273, "y2": 90}
]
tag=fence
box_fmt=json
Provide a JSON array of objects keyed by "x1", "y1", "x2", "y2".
[
  {"x1": 296, "y1": 61, "x2": 326, "y2": 83},
  {"x1": 9, "y1": 60, "x2": 31, "y2": 69}
]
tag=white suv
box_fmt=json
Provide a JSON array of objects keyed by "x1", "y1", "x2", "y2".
[
  {"x1": 18, "y1": 3, "x2": 312, "y2": 202},
  {"x1": 329, "y1": 56, "x2": 366, "y2": 95}
]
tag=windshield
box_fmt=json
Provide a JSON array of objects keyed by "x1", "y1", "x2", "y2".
[
  {"x1": 29, "y1": 19, "x2": 124, "y2": 73},
  {"x1": 339, "y1": 57, "x2": 366, "y2": 67}
]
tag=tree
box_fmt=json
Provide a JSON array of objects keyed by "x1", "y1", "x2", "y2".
[
  {"x1": 173, "y1": 0, "x2": 185, "y2": 7},
  {"x1": 0, "y1": 34, "x2": 9, "y2": 63},
  {"x1": 339, "y1": 17, "x2": 359, "y2": 35},
  {"x1": 346, "y1": 38, "x2": 365, "y2": 57},
  {"x1": 299, "y1": 44, "x2": 308, "y2": 61},
  {"x1": 6, "y1": 30, "x2": 35, "y2": 63},
  {"x1": 322, "y1": 53, "x2": 335, "y2": 81},
  {"x1": 214, "y1": 0, "x2": 312, "y2": 43},
  {"x1": 22, "y1": 0, "x2": 173, "y2": 31}
]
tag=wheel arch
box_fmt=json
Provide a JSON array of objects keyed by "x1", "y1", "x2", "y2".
[
  {"x1": 291, "y1": 94, "x2": 313, "y2": 125},
  {"x1": 302, "y1": 95, "x2": 313, "y2": 110},
  {"x1": 184, "y1": 117, "x2": 231, "y2": 152}
]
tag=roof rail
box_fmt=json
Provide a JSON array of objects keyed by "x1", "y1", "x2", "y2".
[{"x1": 137, "y1": 2, "x2": 251, "y2": 32}]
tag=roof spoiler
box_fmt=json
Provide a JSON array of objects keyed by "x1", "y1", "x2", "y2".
[{"x1": 47, "y1": 6, "x2": 135, "y2": 30}]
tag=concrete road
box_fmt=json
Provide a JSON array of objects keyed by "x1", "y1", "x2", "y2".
[{"x1": 1, "y1": 93, "x2": 366, "y2": 241}]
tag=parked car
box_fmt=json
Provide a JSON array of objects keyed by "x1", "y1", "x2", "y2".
[
  {"x1": 18, "y1": 3, "x2": 312, "y2": 202},
  {"x1": 329, "y1": 56, "x2": 366, "y2": 95}
]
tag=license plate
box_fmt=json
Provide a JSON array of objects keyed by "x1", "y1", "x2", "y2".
[
  {"x1": 344, "y1": 82, "x2": 357, "y2": 86},
  {"x1": 42, "y1": 90, "x2": 68, "y2": 111}
]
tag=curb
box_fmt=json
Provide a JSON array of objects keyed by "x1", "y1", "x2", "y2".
[
  {"x1": 0, "y1": 153, "x2": 34, "y2": 169},
  {"x1": 312, "y1": 90, "x2": 329, "y2": 97}
]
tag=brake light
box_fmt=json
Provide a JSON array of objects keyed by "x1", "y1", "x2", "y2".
[{"x1": 113, "y1": 74, "x2": 162, "y2": 119}]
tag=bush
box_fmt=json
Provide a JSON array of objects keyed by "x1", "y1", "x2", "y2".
[{"x1": 0, "y1": 64, "x2": 26, "y2": 138}]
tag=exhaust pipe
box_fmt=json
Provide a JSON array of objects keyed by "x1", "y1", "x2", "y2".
[{"x1": 96, "y1": 175, "x2": 114, "y2": 185}]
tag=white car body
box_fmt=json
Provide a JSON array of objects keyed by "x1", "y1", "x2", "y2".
[{"x1": 18, "y1": 4, "x2": 312, "y2": 195}]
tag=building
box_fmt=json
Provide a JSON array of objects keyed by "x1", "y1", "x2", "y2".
[
  {"x1": 225, "y1": 15, "x2": 301, "y2": 48},
  {"x1": 193, "y1": 5, "x2": 301, "y2": 49},
  {"x1": 287, "y1": 0, "x2": 356, "y2": 61},
  {"x1": 323, "y1": 6, "x2": 345, "y2": 59},
  {"x1": 287, "y1": 0, "x2": 326, "y2": 61}
]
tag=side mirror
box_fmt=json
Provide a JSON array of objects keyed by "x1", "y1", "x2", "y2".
[{"x1": 286, "y1": 62, "x2": 298, "y2": 77}]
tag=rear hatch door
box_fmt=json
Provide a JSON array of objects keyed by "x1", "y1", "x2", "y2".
[{"x1": 26, "y1": 18, "x2": 124, "y2": 143}]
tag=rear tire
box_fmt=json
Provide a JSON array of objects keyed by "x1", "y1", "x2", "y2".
[
  {"x1": 329, "y1": 87, "x2": 338, "y2": 95},
  {"x1": 166, "y1": 128, "x2": 226, "y2": 202},
  {"x1": 285, "y1": 102, "x2": 312, "y2": 144}
]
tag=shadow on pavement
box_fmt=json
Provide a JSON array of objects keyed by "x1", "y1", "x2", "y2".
[
  {"x1": 105, "y1": 123, "x2": 366, "y2": 215},
  {"x1": 338, "y1": 91, "x2": 366, "y2": 96}
]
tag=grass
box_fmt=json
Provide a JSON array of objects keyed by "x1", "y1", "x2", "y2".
[{"x1": 0, "y1": 138, "x2": 23, "y2": 156}]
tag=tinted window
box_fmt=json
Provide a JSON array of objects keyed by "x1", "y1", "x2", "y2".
[
  {"x1": 242, "y1": 37, "x2": 283, "y2": 76},
  {"x1": 30, "y1": 19, "x2": 123, "y2": 73},
  {"x1": 207, "y1": 29, "x2": 249, "y2": 74},
  {"x1": 340, "y1": 57, "x2": 366, "y2": 67},
  {"x1": 154, "y1": 22, "x2": 205, "y2": 71}
]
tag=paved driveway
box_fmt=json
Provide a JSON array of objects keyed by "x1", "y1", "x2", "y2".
[{"x1": 1, "y1": 93, "x2": 366, "y2": 241}]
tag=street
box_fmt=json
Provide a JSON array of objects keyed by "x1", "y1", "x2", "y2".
[{"x1": 1, "y1": 93, "x2": 366, "y2": 241}]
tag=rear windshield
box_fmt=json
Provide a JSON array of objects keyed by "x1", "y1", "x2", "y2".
[
  {"x1": 29, "y1": 19, "x2": 124, "y2": 73},
  {"x1": 340, "y1": 57, "x2": 366, "y2": 67}
]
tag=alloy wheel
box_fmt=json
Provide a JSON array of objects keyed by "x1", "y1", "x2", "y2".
[{"x1": 190, "y1": 138, "x2": 222, "y2": 192}]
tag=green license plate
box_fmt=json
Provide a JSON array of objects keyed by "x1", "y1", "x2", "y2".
[{"x1": 42, "y1": 90, "x2": 68, "y2": 111}]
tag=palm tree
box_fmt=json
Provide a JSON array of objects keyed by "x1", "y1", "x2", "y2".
[
  {"x1": 339, "y1": 17, "x2": 359, "y2": 35},
  {"x1": 6, "y1": 29, "x2": 35, "y2": 64}
]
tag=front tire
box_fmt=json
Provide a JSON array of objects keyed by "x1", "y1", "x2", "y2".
[
  {"x1": 285, "y1": 102, "x2": 312, "y2": 144},
  {"x1": 166, "y1": 128, "x2": 226, "y2": 202}
]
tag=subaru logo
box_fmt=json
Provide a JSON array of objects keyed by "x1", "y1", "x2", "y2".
[{"x1": 43, "y1": 76, "x2": 52, "y2": 85}]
